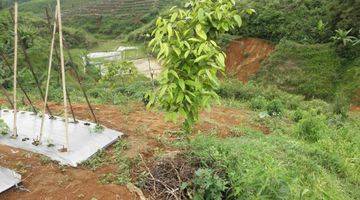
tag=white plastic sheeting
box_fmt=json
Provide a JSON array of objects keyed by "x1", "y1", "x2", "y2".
[
  {"x1": 0, "y1": 110, "x2": 122, "y2": 167},
  {"x1": 0, "y1": 167, "x2": 21, "y2": 193}
]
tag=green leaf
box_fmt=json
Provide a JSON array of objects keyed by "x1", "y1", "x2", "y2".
[
  {"x1": 194, "y1": 55, "x2": 208, "y2": 63},
  {"x1": 179, "y1": 79, "x2": 185, "y2": 91},
  {"x1": 195, "y1": 24, "x2": 207, "y2": 40},
  {"x1": 176, "y1": 92, "x2": 184, "y2": 103},
  {"x1": 233, "y1": 15, "x2": 242, "y2": 27},
  {"x1": 167, "y1": 24, "x2": 173, "y2": 38},
  {"x1": 169, "y1": 70, "x2": 179, "y2": 79}
]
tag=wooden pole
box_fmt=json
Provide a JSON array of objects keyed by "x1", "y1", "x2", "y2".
[
  {"x1": 39, "y1": 5, "x2": 58, "y2": 143},
  {"x1": 12, "y1": 0, "x2": 18, "y2": 138},
  {"x1": 56, "y1": 0, "x2": 69, "y2": 152},
  {"x1": 64, "y1": 48, "x2": 98, "y2": 124},
  {"x1": 44, "y1": 7, "x2": 77, "y2": 123}
]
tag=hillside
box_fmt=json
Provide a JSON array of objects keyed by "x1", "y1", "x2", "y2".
[
  {"x1": 10, "y1": 0, "x2": 181, "y2": 36},
  {"x1": 0, "y1": 0, "x2": 359, "y2": 200}
]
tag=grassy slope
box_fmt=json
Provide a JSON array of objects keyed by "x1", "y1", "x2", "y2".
[{"x1": 254, "y1": 40, "x2": 360, "y2": 102}]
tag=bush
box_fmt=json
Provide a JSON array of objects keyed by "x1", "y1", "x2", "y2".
[
  {"x1": 250, "y1": 96, "x2": 267, "y2": 110},
  {"x1": 296, "y1": 113, "x2": 328, "y2": 142},
  {"x1": 193, "y1": 168, "x2": 227, "y2": 200},
  {"x1": 0, "y1": 119, "x2": 9, "y2": 136},
  {"x1": 217, "y1": 80, "x2": 260, "y2": 101},
  {"x1": 266, "y1": 99, "x2": 284, "y2": 116}
]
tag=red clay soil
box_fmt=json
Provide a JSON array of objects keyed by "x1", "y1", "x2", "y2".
[
  {"x1": 225, "y1": 38, "x2": 275, "y2": 83},
  {"x1": 0, "y1": 101, "x2": 263, "y2": 199}
]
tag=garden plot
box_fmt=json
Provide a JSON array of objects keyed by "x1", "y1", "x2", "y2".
[
  {"x1": 0, "y1": 167, "x2": 21, "y2": 193},
  {"x1": 0, "y1": 110, "x2": 122, "y2": 167}
]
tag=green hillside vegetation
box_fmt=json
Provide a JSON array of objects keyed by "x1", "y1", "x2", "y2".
[
  {"x1": 256, "y1": 40, "x2": 340, "y2": 100},
  {"x1": 6, "y1": 0, "x2": 182, "y2": 37},
  {"x1": 0, "y1": 0, "x2": 359, "y2": 199}
]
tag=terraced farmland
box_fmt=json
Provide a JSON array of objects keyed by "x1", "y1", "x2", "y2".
[{"x1": 14, "y1": 0, "x2": 181, "y2": 35}]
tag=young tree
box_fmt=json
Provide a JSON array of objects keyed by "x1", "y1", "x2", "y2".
[{"x1": 148, "y1": 0, "x2": 253, "y2": 132}]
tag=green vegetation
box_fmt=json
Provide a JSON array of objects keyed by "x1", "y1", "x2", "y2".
[
  {"x1": 0, "y1": 0, "x2": 359, "y2": 199},
  {"x1": 171, "y1": 79, "x2": 360, "y2": 199},
  {"x1": 148, "y1": 0, "x2": 252, "y2": 131},
  {"x1": 256, "y1": 40, "x2": 340, "y2": 100},
  {"x1": 0, "y1": 119, "x2": 9, "y2": 135}
]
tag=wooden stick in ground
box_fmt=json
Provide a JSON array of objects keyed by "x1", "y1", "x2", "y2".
[
  {"x1": 0, "y1": 53, "x2": 37, "y2": 113},
  {"x1": 56, "y1": 0, "x2": 69, "y2": 151},
  {"x1": 39, "y1": 5, "x2": 58, "y2": 143},
  {"x1": 44, "y1": 7, "x2": 77, "y2": 123},
  {"x1": 12, "y1": 0, "x2": 18, "y2": 138},
  {"x1": 64, "y1": 47, "x2": 98, "y2": 124}
]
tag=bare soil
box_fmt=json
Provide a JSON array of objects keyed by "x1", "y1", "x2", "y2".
[{"x1": 225, "y1": 38, "x2": 275, "y2": 83}]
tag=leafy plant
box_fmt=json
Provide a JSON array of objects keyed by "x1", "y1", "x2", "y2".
[
  {"x1": 0, "y1": 119, "x2": 9, "y2": 136},
  {"x1": 193, "y1": 168, "x2": 227, "y2": 200},
  {"x1": 331, "y1": 29, "x2": 357, "y2": 46},
  {"x1": 296, "y1": 113, "x2": 328, "y2": 142},
  {"x1": 266, "y1": 99, "x2": 284, "y2": 116},
  {"x1": 250, "y1": 96, "x2": 267, "y2": 110},
  {"x1": 147, "y1": 0, "x2": 253, "y2": 132}
]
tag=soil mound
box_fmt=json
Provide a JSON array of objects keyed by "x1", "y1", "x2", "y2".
[{"x1": 225, "y1": 38, "x2": 274, "y2": 83}]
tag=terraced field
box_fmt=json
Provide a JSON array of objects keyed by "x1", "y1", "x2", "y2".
[{"x1": 12, "y1": 0, "x2": 180, "y2": 35}]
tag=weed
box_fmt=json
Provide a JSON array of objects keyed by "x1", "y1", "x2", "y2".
[
  {"x1": 266, "y1": 99, "x2": 284, "y2": 116},
  {"x1": 40, "y1": 156, "x2": 52, "y2": 165},
  {"x1": 295, "y1": 113, "x2": 328, "y2": 142},
  {"x1": 82, "y1": 150, "x2": 108, "y2": 171},
  {"x1": 249, "y1": 96, "x2": 267, "y2": 110},
  {"x1": 91, "y1": 124, "x2": 105, "y2": 134},
  {"x1": 193, "y1": 168, "x2": 227, "y2": 200},
  {"x1": 0, "y1": 119, "x2": 9, "y2": 136}
]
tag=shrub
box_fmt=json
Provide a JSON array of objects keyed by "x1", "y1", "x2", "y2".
[
  {"x1": 296, "y1": 114, "x2": 328, "y2": 142},
  {"x1": 266, "y1": 99, "x2": 284, "y2": 116},
  {"x1": 193, "y1": 168, "x2": 227, "y2": 200},
  {"x1": 217, "y1": 80, "x2": 260, "y2": 101},
  {"x1": 250, "y1": 96, "x2": 267, "y2": 110},
  {"x1": 0, "y1": 119, "x2": 9, "y2": 136}
]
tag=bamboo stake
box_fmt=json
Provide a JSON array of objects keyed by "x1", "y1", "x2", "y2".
[
  {"x1": 12, "y1": 0, "x2": 18, "y2": 138},
  {"x1": 56, "y1": 0, "x2": 69, "y2": 152},
  {"x1": 44, "y1": 7, "x2": 77, "y2": 123},
  {"x1": 39, "y1": 5, "x2": 58, "y2": 143}
]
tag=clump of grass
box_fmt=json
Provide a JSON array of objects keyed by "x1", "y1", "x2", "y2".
[
  {"x1": 82, "y1": 150, "x2": 109, "y2": 171},
  {"x1": 295, "y1": 113, "x2": 328, "y2": 142}
]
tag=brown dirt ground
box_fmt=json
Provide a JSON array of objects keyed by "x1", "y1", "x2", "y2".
[
  {"x1": 0, "y1": 100, "x2": 262, "y2": 200},
  {"x1": 225, "y1": 38, "x2": 275, "y2": 83}
]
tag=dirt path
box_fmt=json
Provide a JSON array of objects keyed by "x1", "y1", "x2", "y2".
[{"x1": 0, "y1": 100, "x2": 259, "y2": 199}]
